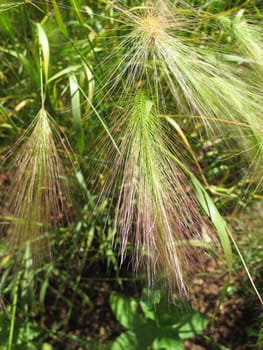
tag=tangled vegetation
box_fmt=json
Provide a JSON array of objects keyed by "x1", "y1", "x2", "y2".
[{"x1": 0, "y1": 1, "x2": 262, "y2": 349}]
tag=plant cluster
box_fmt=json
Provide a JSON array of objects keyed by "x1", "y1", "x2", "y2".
[
  {"x1": 110, "y1": 288, "x2": 208, "y2": 349},
  {"x1": 0, "y1": 0, "x2": 262, "y2": 349}
]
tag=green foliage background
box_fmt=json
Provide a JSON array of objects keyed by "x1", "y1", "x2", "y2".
[{"x1": 0, "y1": 1, "x2": 262, "y2": 349}]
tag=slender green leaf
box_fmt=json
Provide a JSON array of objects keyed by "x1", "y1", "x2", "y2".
[
  {"x1": 69, "y1": 0, "x2": 84, "y2": 23},
  {"x1": 191, "y1": 176, "x2": 233, "y2": 271},
  {"x1": 48, "y1": 65, "x2": 81, "y2": 84},
  {"x1": 161, "y1": 146, "x2": 233, "y2": 271},
  {"x1": 0, "y1": 1, "x2": 24, "y2": 11},
  {"x1": 78, "y1": 86, "x2": 120, "y2": 154},
  {"x1": 51, "y1": 0, "x2": 68, "y2": 37},
  {"x1": 69, "y1": 74, "x2": 84, "y2": 154},
  {"x1": 36, "y1": 23, "x2": 49, "y2": 82}
]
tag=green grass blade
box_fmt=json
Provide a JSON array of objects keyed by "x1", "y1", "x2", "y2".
[
  {"x1": 8, "y1": 270, "x2": 21, "y2": 350},
  {"x1": 69, "y1": 74, "x2": 84, "y2": 154},
  {"x1": 36, "y1": 23, "x2": 50, "y2": 82},
  {"x1": 78, "y1": 86, "x2": 120, "y2": 154},
  {"x1": 51, "y1": 0, "x2": 68, "y2": 37},
  {"x1": 48, "y1": 65, "x2": 81, "y2": 84},
  {"x1": 191, "y1": 176, "x2": 233, "y2": 272},
  {"x1": 227, "y1": 231, "x2": 263, "y2": 305},
  {"x1": 69, "y1": 0, "x2": 84, "y2": 23},
  {"x1": 163, "y1": 146, "x2": 262, "y2": 304},
  {"x1": 0, "y1": 1, "x2": 24, "y2": 12},
  {"x1": 161, "y1": 146, "x2": 233, "y2": 270}
]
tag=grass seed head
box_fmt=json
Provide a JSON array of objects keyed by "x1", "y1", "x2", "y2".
[
  {"x1": 0, "y1": 108, "x2": 74, "y2": 265},
  {"x1": 137, "y1": 15, "x2": 167, "y2": 45},
  {"x1": 220, "y1": 11, "x2": 263, "y2": 73},
  {"x1": 100, "y1": 92, "x2": 215, "y2": 294},
  {"x1": 104, "y1": 0, "x2": 263, "y2": 177}
]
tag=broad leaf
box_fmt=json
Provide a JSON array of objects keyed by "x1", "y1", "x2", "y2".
[
  {"x1": 153, "y1": 337, "x2": 184, "y2": 350},
  {"x1": 110, "y1": 293, "x2": 144, "y2": 330},
  {"x1": 111, "y1": 331, "x2": 138, "y2": 350},
  {"x1": 178, "y1": 312, "x2": 209, "y2": 340},
  {"x1": 139, "y1": 289, "x2": 161, "y2": 321}
]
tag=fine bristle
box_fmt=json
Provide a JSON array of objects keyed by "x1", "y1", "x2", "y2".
[
  {"x1": 99, "y1": 92, "x2": 214, "y2": 294},
  {"x1": 102, "y1": 0, "x2": 263, "y2": 163},
  {"x1": 1, "y1": 108, "x2": 74, "y2": 265}
]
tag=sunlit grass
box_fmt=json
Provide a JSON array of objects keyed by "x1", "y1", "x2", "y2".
[
  {"x1": 100, "y1": 0, "x2": 263, "y2": 171},
  {"x1": 0, "y1": 1, "x2": 262, "y2": 348},
  {"x1": 98, "y1": 92, "x2": 216, "y2": 293}
]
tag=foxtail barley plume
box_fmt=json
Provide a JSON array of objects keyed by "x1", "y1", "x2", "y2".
[
  {"x1": 94, "y1": 0, "x2": 263, "y2": 292},
  {"x1": 102, "y1": 92, "x2": 213, "y2": 294},
  {"x1": 218, "y1": 9, "x2": 263, "y2": 180},
  {"x1": 104, "y1": 0, "x2": 263, "y2": 165},
  {"x1": 1, "y1": 108, "x2": 73, "y2": 264},
  {"x1": 220, "y1": 10, "x2": 263, "y2": 74}
]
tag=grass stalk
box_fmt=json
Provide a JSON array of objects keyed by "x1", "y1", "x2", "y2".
[{"x1": 8, "y1": 269, "x2": 21, "y2": 350}]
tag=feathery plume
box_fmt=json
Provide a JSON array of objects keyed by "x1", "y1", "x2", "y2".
[
  {"x1": 102, "y1": 92, "x2": 213, "y2": 294},
  {"x1": 103, "y1": 0, "x2": 263, "y2": 164},
  {"x1": 1, "y1": 108, "x2": 73, "y2": 264},
  {"x1": 219, "y1": 10, "x2": 263, "y2": 74},
  {"x1": 93, "y1": 0, "x2": 263, "y2": 292}
]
